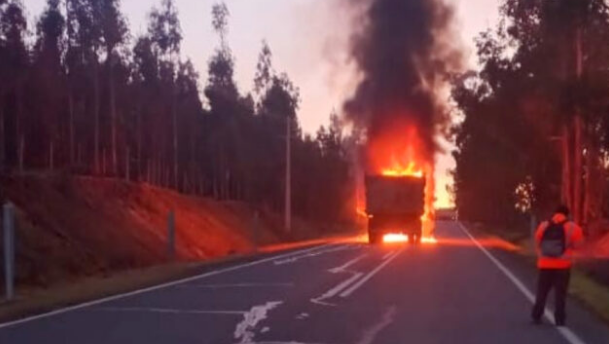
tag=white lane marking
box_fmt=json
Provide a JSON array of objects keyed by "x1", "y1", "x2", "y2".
[
  {"x1": 328, "y1": 254, "x2": 368, "y2": 273},
  {"x1": 311, "y1": 253, "x2": 368, "y2": 306},
  {"x1": 356, "y1": 306, "x2": 397, "y2": 344},
  {"x1": 339, "y1": 250, "x2": 402, "y2": 298},
  {"x1": 458, "y1": 222, "x2": 587, "y2": 344},
  {"x1": 382, "y1": 251, "x2": 395, "y2": 260},
  {"x1": 90, "y1": 307, "x2": 245, "y2": 316},
  {"x1": 273, "y1": 245, "x2": 353, "y2": 265},
  {"x1": 311, "y1": 272, "x2": 364, "y2": 306},
  {"x1": 295, "y1": 313, "x2": 309, "y2": 320},
  {"x1": 0, "y1": 244, "x2": 330, "y2": 330},
  {"x1": 234, "y1": 301, "x2": 283, "y2": 344},
  {"x1": 256, "y1": 342, "x2": 327, "y2": 344},
  {"x1": 310, "y1": 298, "x2": 336, "y2": 307},
  {"x1": 180, "y1": 283, "x2": 294, "y2": 289}
]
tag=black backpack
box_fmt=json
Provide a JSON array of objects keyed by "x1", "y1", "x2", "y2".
[{"x1": 540, "y1": 220, "x2": 567, "y2": 258}]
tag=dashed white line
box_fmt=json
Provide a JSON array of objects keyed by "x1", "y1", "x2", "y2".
[
  {"x1": 311, "y1": 272, "x2": 364, "y2": 306},
  {"x1": 328, "y1": 253, "x2": 368, "y2": 273},
  {"x1": 90, "y1": 307, "x2": 245, "y2": 316},
  {"x1": 339, "y1": 250, "x2": 402, "y2": 298},
  {"x1": 181, "y1": 283, "x2": 294, "y2": 289},
  {"x1": 311, "y1": 253, "x2": 369, "y2": 306},
  {"x1": 273, "y1": 245, "x2": 354, "y2": 265},
  {"x1": 382, "y1": 251, "x2": 395, "y2": 260},
  {"x1": 458, "y1": 222, "x2": 587, "y2": 344},
  {"x1": 0, "y1": 244, "x2": 329, "y2": 330}
]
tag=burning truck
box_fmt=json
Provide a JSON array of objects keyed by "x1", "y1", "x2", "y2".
[
  {"x1": 365, "y1": 174, "x2": 425, "y2": 244},
  {"x1": 363, "y1": 153, "x2": 436, "y2": 244},
  {"x1": 342, "y1": 0, "x2": 461, "y2": 245}
]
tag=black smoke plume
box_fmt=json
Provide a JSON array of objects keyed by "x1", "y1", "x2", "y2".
[{"x1": 343, "y1": 0, "x2": 462, "y2": 164}]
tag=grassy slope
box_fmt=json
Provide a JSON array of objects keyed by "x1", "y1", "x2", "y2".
[{"x1": 0, "y1": 175, "x2": 288, "y2": 289}]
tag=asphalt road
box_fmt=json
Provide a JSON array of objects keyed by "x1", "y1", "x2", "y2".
[{"x1": 1, "y1": 221, "x2": 608, "y2": 344}]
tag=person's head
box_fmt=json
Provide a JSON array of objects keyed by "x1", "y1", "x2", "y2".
[{"x1": 555, "y1": 205, "x2": 570, "y2": 217}]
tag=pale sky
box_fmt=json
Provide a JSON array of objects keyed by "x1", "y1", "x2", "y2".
[{"x1": 24, "y1": 0, "x2": 502, "y2": 208}]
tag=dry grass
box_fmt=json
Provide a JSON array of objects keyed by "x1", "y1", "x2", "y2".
[
  {"x1": 570, "y1": 270, "x2": 609, "y2": 324},
  {"x1": 469, "y1": 222, "x2": 609, "y2": 325}
]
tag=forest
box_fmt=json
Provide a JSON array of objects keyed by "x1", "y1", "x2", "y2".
[
  {"x1": 453, "y1": 0, "x2": 609, "y2": 235},
  {"x1": 0, "y1": 0, "x2": 355, "y2": 225}
]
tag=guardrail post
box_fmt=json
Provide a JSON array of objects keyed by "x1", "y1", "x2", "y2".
[
  {"x1": 167, "y1": 210, "x2": 176, "y2": 261},
  {"x1": 4, "y1": 203, "x2": 15, "y2": 301}
]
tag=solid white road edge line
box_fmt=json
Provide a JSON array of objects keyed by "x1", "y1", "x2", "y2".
[
  {"x1": 90, "y1": 307, "x2": 246, "y2": 315},
  {"x1": 179, "y1": 283, "x2": 295, "y2": 289},
  {"x1": 458, "y1": 222, "x2": 586, "y2": 344},
  {"x1": 0, "y1": 244, "x2": 332, "y2": 330},
  {"x1": 339, "y1": 250, "x2": 402, "y2": 298}
]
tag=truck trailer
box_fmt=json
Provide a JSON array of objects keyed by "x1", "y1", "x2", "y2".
[{"x1": 365, "y1": 175, "x2": 425, "y2": 244}]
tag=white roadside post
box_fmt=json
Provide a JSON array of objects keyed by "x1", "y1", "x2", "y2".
[{"x1": 3, "y1": 203, "x2": 15, "y2": 301}]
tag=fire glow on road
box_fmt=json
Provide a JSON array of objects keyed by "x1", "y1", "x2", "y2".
[
  {"x1": 382, "y1": 233, "x2": 438, "y2": 245},
  {"x1": 382, "y1": 233, "x2": 409, "y2": 243}
]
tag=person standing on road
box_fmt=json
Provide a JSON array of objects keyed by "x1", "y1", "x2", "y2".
[{"x1": 532, "y1": 205, "x2": 584, "y2": 327}]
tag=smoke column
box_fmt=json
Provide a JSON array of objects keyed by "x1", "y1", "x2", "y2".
[{"x1": 343, "y1": 0, "x2": 462, "y2": 169}]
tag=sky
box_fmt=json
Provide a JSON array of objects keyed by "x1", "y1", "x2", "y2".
[{"x1": 24, "y1": 0, "x2": 502, "y2": 208}]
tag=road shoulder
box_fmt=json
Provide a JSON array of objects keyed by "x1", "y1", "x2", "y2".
[{"x1": 460, "y1": 221, "x2": 609, "y2": 344}]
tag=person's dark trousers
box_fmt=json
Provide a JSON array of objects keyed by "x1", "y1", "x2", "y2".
[{"x1": 532, "y1": 268, "x2": 571, "y2": 325}]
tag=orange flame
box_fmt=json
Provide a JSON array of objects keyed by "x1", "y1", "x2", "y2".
[
  {"x1": 356, "y1": 207, "x2": 369, "y2": 218},
  {"x1": 381, "y1": 162, "x2": 424, "y2": 178},
  {"x1": 369, "y1": 124, "x2": 436, "y2": 239}
]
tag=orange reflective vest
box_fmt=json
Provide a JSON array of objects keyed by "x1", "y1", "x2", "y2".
[{"x1": 535, "y1": 213, "x2": 584, "y2": 269}]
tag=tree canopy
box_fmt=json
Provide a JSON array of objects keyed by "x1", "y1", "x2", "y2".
[{"x1": 0, "y1": 0, "x2": 356, "y2": 227}]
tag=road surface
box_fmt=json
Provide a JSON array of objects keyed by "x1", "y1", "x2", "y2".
[{"x1": 1, "y1": 221, "x2": 608, "y2": 343}]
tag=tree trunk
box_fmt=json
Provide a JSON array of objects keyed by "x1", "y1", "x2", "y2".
[
  {"x1": 49, "y1": 139, "x2": 54, "y2": 171},
  {"x1": 69, "y1": 91, "x2": 75, "y2": 166},
  {"x1": 125, "y1": 146, "x2": 130, "y2": 181},
  {"x1": 17, "y1": 87, "x2": 24, "y2": 174},
  {"x1": 583, "y1": 135, "x2": 593, "y2": 225},
  {"x1": 77, "y1": 143, "x2": 82, "y2": 166},
  {"x1": 94, "y1": 60, "x2": 100, "y2": 175},
  {"x1": 172, "y1": 86, "x2": 178, "y2": 190},
  {"x1": 102, "y1": 148, "x2": 107, "y2": 176},
  {"x1": 18, "y1": 136, "x2": 24, "y2": 174},
  {"x1": 146, "y1": 159, "x2": 151, "y2": 184},
  {"x1": 573, "y1": 27, "x2": 584, "y2": 224},
  {"x1": 137, "y1": 106, "x2": 142, "y2": 181},
  {"x1": 573, "y1": 115, "x2": 583, "y2": 224},
  {"x1": 0, "y1": 103, "x2": 4, "y2": 173},
  {"x1": 108, "y1": 52, "x2": 117, "y2": 176}
]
